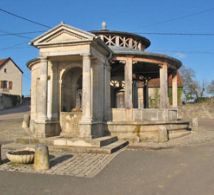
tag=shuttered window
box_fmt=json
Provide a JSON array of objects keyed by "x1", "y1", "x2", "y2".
[
  {"x1": 0, "y1": 81, "x2": 3, "y2": 88},
  {"x1": 9, "y1": 81, "x2": 13, "y2": 90}
]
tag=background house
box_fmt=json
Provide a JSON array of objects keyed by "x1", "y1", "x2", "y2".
[{"x1": 0, "y1": 57, "x2": 23, "y2": 110}]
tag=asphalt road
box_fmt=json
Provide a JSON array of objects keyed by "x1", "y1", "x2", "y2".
[
  {"x1": 1, "y1": 142, "x2": 214, "y2": 195},
  {"x1": 0, "y1": 101, "x2": 30, "y2": 120}
]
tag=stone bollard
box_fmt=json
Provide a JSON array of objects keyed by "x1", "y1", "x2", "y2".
[
  {"x1": 191, "y1": 118, "x2": 198, "y2": 131},
  {"x1": 22, "y1": 114, "x2": 30, "y2": 129},
  {"x1": 158, "y1": 126, "x2": 169, "y2": 143},
  {"x1": 34, "y1": 144, "x2": 50, "y2": 171}
]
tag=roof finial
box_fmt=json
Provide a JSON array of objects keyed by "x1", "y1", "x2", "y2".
[
  {"x1": 101, "y1": 21, "x2": 107, "y2": 30},
  {"x1": 61, "y1": 21, "x2": 64, "y2": 25}
]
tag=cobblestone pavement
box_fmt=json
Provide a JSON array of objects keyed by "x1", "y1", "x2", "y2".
[{"x1": 0, "y1": 150, "x2": 118, "y2": 178}]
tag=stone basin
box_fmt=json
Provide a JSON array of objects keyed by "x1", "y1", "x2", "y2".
[{"x1": 6, "y1": 150, "x2": 35, "y2": 164}]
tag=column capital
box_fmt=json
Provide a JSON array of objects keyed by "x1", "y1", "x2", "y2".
[
  {"x1": 160, "y1": 62, "x2": 168, "y2": 68},
  {"x1": 39, "y1": 56, "x2": 48, "y2": 62}
]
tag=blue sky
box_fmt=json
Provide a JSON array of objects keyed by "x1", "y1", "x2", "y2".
[{"x1": 0, "y1": 0, "x2": 214, "y2": 95}]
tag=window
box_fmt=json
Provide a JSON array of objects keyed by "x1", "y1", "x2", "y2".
[
  {"x1": 4, "y1": 68, "x2": 7, "y2": 73},
  {"x1": 0, "y1": 80, "x2": 7, "y2": 89}
]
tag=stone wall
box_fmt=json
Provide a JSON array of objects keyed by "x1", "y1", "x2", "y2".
[
  {"x1": 111, "y1": 108, "x2": 178, "y2": 122},
  {"x1": 60, "y1": 112, "x2": 82, "y2": 137},
  {"x1": 107, "y1": 121, "x2": 190, "y2": 143},
  {"x1": 0, "y1": 94, "x2": 21, "y2": 110},
  {"x1": 178, "y1": 103, "x2": 214, "y2": 120}
]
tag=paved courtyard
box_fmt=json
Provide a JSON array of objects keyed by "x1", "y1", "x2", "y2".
[{"x1": 0, "y1": 149, "x2": 118, "y2": 178}]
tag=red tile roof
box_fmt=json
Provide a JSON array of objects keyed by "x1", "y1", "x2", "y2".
[{"x1": 0, "y1": 58, "x2": 9, "y2": 69}]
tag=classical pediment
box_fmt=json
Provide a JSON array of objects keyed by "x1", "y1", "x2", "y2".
[{"x1": 31, "y1": 23, "x2": 96, "y2": 47}]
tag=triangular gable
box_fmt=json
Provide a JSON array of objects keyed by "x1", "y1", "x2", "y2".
[
  {"x1": 31, "y1": 23, "x2": 96, "y2": 47},
  {"x1": 0, "y1": 58, "x2": 23, "y2": 74}
]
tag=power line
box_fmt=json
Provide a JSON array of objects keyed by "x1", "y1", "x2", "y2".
[
  {"x1": 0, "y1": 29, "x2": 32, "y2": 39},
  {"x1": 0, "y1": 41, "x2": 28, "y2": 51},
  {"x1": 141, "y1": 7, "x2": 214, "y2": 28},
  {"x1": 0, "y1": 8, "x2": 51, "y2": 29},
  {"x1": 2, "y1": 29, "x2": 214, "y2": 37},
  {"x1": 0, "y1": 30, "x2": 44, "y2": 37},
  {"x1": 153, "y1": 49, "x2": 214, "y2": 55},
  {"x1": 137, "y1": 32, "x2": 214, "y2": 36}
]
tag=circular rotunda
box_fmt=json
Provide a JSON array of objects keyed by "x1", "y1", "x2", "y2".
[{"x1": 91, "y1": 22, "x2": 182, "y2": 110}]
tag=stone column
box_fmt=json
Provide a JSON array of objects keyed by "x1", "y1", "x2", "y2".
[
  {"x1": 172, "y1": 71, "x2": 178, "y2": 107},
  {"x1": 125, "y1": 58, "x2": 133, "y2": 108},
  {"x1": 39, "y1": 57, "x2": 48, "y2": 121},
  {"x1": 159, "y1": 63, "x2": 168, "y2": 108},
  {"x1": 144, "y1": 82, "x2": 149, "y2": 108},
  {"x1": 81, "y1": 54, "x2": 92, "y2": 123},
  {"x1": 138, "y1": 86, "x2": 144, "y2": 109},
  {"x1": 104, "y1": 62, "x2": 111, "y2": 121},
  {"x1": 47, "y1": 62, "x2": 59, "y2": 120},
  {"x1": 47, "y1": 76, "x2": 51, "y2": 119}
]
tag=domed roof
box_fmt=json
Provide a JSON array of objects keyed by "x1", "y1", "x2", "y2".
[{"x1": 91, "y1": 22, "x2": 150, "y2": 51}]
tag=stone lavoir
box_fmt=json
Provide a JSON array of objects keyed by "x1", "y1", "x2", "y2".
[{"x1": 26, "y1": 22, "x2": 190, "y2": 152}]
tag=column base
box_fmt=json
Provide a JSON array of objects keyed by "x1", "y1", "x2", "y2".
[
  {"x1": 30, "y1": 120, "x2": 61, "y2": 138},
  {"x1": 79, "y1": 121, "x2": 107, "y2": 139}
]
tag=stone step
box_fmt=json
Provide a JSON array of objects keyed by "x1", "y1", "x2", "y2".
[
  {"x1": 101, "y1": 140, "x2": 129, "y2": 153},
  {"x1": 168, "y1": 130, "x2": 191, "y2": 140},
  {"x1": 53, "y1": 136, "x2": 118, "y2": 147},
  {"x1": 92, "y1": 136, "x2": 118, "y2": 147},
  {"x1": 51, "y1": 140, "x2": 129, "y2": 154}
]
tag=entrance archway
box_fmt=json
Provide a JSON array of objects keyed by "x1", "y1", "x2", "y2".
[
  {"x1": 60, "y1": 67, "x2": 82, "y2": 137},
  {"x1": 61, "y1": 67, "x2": 82, "y2": 112}
]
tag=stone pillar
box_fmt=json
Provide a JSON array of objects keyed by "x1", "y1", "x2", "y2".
[
  {"x1": 47, "y1": 76, "x2": 52, "y2": 119},
  {"x1": 133, "y1": 80, "x2": 138, "y2": 108},
  {"x1": 81, "y1": 54, "x2": 92, "y2": 122},
  {"x1": 144, "y1": 82, "x2": 149, "y2": 108},
  {"x1": 38, "y1": 57, "x2": 48, "y2": 121},
  {"x1": 138, "y1": 86, "x2": 144, "y2": 109},
  {"x1": 172, "y1": 71, "x2": 178, "y2": 107},
  {"x1": 125, "y1": 58, "x2": 133, "y2": 108},
  {"x1": 47, "y1": 62, "x2": 58, "y2": 120},
  {"x1": 159, "y1": 63, "x2": 168, "y2": 108},
  {"x1": 104, "y1": 62, "x2": 111, "y2": 121},
  {"x1": 79, "y1": 54, "x2": 93, "y2": 138}
]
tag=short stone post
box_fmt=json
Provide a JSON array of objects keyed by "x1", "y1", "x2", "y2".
[
  {"x1": 158, "y1": 126, "x2": 168, "y2": 143},
  {"x1": 191, "y1": 118, "x2": 198, "y2": 131},
  {"x1": 22, "y1": 114, "x2": 30, "y2": 129},
  {"x1": 34, "y1": 144, "x2": 50, "y2": 171}
]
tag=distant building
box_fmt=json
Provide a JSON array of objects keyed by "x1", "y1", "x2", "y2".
[{"x1": 0, "y1": 57, "x2": 23, "y2": 110}]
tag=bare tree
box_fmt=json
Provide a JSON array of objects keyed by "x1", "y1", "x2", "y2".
[
  {"x1": 180, "y1": 65, "x2": 205, "y2": 101},
  {"x1": 207, "y1": 80, "x2": 214, "y2": 95}
]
